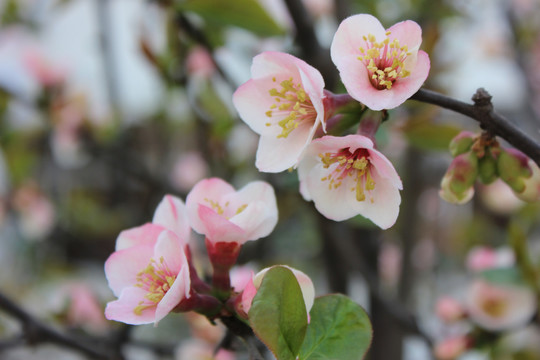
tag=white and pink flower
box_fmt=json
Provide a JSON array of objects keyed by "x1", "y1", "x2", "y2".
[
  {"x1": 105, "y1": 227, "x2": 191, "y2": 325},
  {"x1": 435, "y1": 296, "x2": 466, "y2": 323},
  {"x1": 186, "y1": 178, "x2": 278, "y2": 245},
  {"x1": 238, "y1": 265, "x2": 315, "y2": 319},
  {"x1": 298, "y1": 135, "x2": 402, "y2": 229},
  {"x1": 466, "y1": 280, "x2": 537, "y2": 331},
  {"x1": 330, "y1": 14, "x2": 430, "y2": 110},
  {"x1": 233, "y1": 51, "x2": 327, "y2": 172},
  {"x1": 465, "y1": 246, "x2": 515, "y2": 273}
]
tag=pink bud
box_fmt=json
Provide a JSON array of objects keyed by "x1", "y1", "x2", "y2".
[
  {"x1": 439, "y1": 152, "x2": 478, "y2": 204},
  {"x1": 435, "y1": 297, "x2": 466, "y2": 323},
  {"x1": 434, "y1": 336, "x2": 469, "y2": 360}
]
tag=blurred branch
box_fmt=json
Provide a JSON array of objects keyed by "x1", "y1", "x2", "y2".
[
  {"x1": 411, "y1": 88, "x2": 540, "y2": 167},
  {"x1": 282, "y1": 0, "x2": 338, "y2": 89},
  {"x1": 0, "y1": 291, "x2": 111, "y2": 359},
  {"x1": 95, "y1": 0, "x2": 122, "y2": 123},
  {"x1": 220, "y1": 316, "x2": 265, "y2": 360}
]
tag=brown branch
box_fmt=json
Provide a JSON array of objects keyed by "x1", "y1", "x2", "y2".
[
  {"x1": 410, "y1": 88, "x2": 540, "y2": 167},
  {"x1": 0, "y1": 291, "x2": 111, "y2": 359}
]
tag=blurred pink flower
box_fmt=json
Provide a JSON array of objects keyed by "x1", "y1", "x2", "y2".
[
  {"x1": 186, "y1": 46, "x2": 215, "y2": 78},
  {"x1": 105, "y1": 228, "x2": 191, "y2": 325},
  {"x1": 465, "y1": 246, "x2": 515, "y2": 273},
  {"x1": 467, "y1": 280, "x2": 537, "y2": 331},
  {"x1": 176, "y1": 340, "x2": 235, "y2": 360},
  {"x1": 435, "y1": 296, "x2": 466, "y2": 323},
  {"x1": 298, "y1": 135, "x2": 402, "y2": 228},
  {"x1": 239, "y1": 265, "x2": 315, "y2": 319},
  {"x1": 330, "y1": 14, "x2": 430, "y2": 110},
  {"x1": 185, "y1": 312, "x2": 226, "y2": 345},
  {"x1": 434, "y1": 336, "x2": 469, "y2": 360},
  {"x1": 479, "y1": 179, "x2": 524, "y2": 215},
  {"x1": 170, "y1": 152, "x2": 209, "y2": 192},
  {"x1": 13, "y1": 183, "x2": 55, "y2": 241},
  {"x1": 186, "y1": 178, "x2": 278, "y2": 245},
  {"x1": 66, "y1": 284, "x2": 108, "y2": 333},
  {"x1": 233, "y1": 51, "x2": 327, "y2": 172},
  {"x1": 23, "y1": 49, "x2": 66, "y2": 88}
]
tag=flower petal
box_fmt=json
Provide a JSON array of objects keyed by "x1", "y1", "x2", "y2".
[
  {"x1": 152, "y1": 195, "x2": 190, "y2": 244},
  {"x1": 198, "y1": 204, "x2": 246, "y2": 243},
  {"x1": 105, "y1": 287, "x2": 155, "y2": 325},
  {"x1": 115, "y1": 223, "x2": 165, "y2": 251},
  {"x1": 105, "y1": 244, "x2": 154, "y2": 296},
  {"x1": 154, "y1": 266, "x2": 191, "y2": 325}
]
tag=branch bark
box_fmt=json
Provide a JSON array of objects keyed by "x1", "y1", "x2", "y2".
[{"x1": 410, "y1": 88, "x2": 540, "y2": 167}]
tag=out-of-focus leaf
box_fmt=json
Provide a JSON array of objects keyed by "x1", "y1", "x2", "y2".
[
  {"x1": 249, "y1": 266, "x2": 308, "y2": 360},
  {"x1": 299, "y1": 294, "x2": 372, "y2": 360},
  {"x1": 403, "y1": 121, "x2": 461, "y2": 151},
  {"x1": 177, "y1": 0, "x2": 284, "y2": 37},
  {"x1": 480, "y1": 267, "x2": 526, "y2": 286}
]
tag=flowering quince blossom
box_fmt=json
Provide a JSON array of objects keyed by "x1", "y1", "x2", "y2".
[
  {"x1": 298, "y1": 134, "x2": 402, "y2": 229},
  {"x1": 330, "y1": 14, "x2": 430, "y2": 110},
  {"x1": 232, "y1": 51, "x2": 329, "y2": 172},
  {"x1": 238, "y1": 265, "x2": 315, "y2": 318},
  {"x1": 186, "y1": 178, "x2": 278, "y2": 245},
  {"x1": 435, "y1": 296, "x2": 466, "y2": 324},
  {"x1": 105, "y1": 227, "x2": 191, "y2": 325},
  {"x1": 466, "y1": 280, "x2": 537, "y2": 331}
]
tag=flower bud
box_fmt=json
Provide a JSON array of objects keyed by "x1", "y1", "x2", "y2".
[
  {"x1": 498, "y1": 148, "x2": 532, "y2": 193},
  {"x1": 439, "y1": 152, "x2": 478, "y2": 204},
  {"x1": 477, "y1": 153, "x2": 498, "y2": 184},
  {"x1": 449, "y1": 131, "x2": 476, "y2": 157},
  {"x1": 514, "y1": 159, "x2": 540, "y2": 202}
]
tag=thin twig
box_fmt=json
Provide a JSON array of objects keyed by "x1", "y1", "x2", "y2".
[
  {"x1": 0, "y1": 291, "x2": 110, "y2": 359},
  {"x1": 410, "y1": 88, "x2": 540, "y2": 167}
]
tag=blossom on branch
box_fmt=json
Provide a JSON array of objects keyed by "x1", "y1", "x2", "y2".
[
  {"x1": 330, "y1": 14, "x2": 430, "y2": 110},
  {"x1": 186, "y1": 178, "x2": 278, "y2": 245},
  {"x1": 298, "y1": 135, "x2": 402, "y2": 229},
  {"x1": 105, "y1": 227, "x2": 191, "y2": 325},
  {"x1": 233, "y1": 51, "x2": 328, "y2": 172}
]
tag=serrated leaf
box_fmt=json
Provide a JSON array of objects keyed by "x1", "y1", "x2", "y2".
[
  {"x1": 177, "y1": 0, "x2": 284, "y2": 37},
  {"x1": 403, "y1": 122, "x2": 460, "y2": 151},
  {"x1": 480, "y1": 267, "x2": 526, "y2": 286},
  {"x1": 249, "y1": 266, "x2": 308, "y2": 360},
  {"x1": 299, "y1": 294, "x2": 372, "y2": 360}
]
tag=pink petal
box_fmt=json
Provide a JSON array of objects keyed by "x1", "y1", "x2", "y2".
[
  {"x1": 186, "y1": 178, "x2": 235, "y2": 234},
  {"x1": 154, "y1": 266, "x2": 191, "y2": 325},
  {"x1": 105, "y1": 287, "x2": 155, "y2": 325},
  {"x1": 251, "y1": 51, "x2": 306, "y2": 80},
  {"x1": 256, "y1": 120, "x2": 314, "y2": 172},
  {"x1": 198, "y1": 205, "x2": 246, "y2": 244},
  {"x1": 152, "y1": 195, "x2": 190, "y2": 244},
  {"x1": 241, "y1": 277, "x2": 258, "y2": 315},
  {"x1": 153, "y1": 230, "x2": 188, "y2": 274},
  {"x1": 231, "y1": 201, "x2": 278, "y2": 241},
  {"x1": 389, "y1": 50, "x2": 430, "y2": 104},
  {"x1": 105, "y1": 245, "x2": 154, "y2": 296},
  {"x1": 386, "y1": 20, "x2": 423, "y2": 52},
  {"x1": 368, "y1": 149, "x2": 403, "y2": 190},
  {"x1": 115, "y1": 223, "x2": 164, "y2": 251}
]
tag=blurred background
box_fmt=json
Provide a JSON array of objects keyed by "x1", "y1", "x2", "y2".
[{"x1": 1, "y1": 0, "x2": 540, "y2": 359}]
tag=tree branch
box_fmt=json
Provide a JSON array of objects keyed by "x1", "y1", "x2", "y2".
[
  {"x1": 0, "y1": 292, "x2": 111, "y2": 359},
  {"x1": 410, "y1": 88, "x2": 540, "y2": 167}
]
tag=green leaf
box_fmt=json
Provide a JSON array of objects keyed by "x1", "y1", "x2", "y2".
[
  {"x1": 403, "y1": 122, "x2": 461, "y2": 151},
  {"x1": 249, "y1": 266, "x2": 308, "y2": 360},
  {"x1": 299, "y1": 294, "x2": 372, "y2": 360},
  {"x1": 177, "y1": 0, "x2": 284, "y2": 37},
  {"x1": 480, "y1": 267, "x2": 526, "y2": 286}
]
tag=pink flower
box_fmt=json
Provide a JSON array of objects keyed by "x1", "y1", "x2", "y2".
[
  {"x1": 330, "y1": 14, "x2": 430, "y2": 110},
  {"x1": 466, "y1": 280, "x2": 537, "y2": 331},
  {"x1": 176, "y1": 340, "x2": 235, "y2": 360},
  {"x1": 434, "y1": 336, "x2": 469, "y2": 360},
  {"x1": 152, "y1": 194, "x2": 191, "y2": 245},
  {"x1": 105, "y1": 227, "x2": 191, "y2": 325},
  {"x1": 465, "y1": 246, "x2": 515, "y2": 272},
  {"x1": 170, "y1": 152, "x2": 209, "y2": 192},
  {"x1": 65, "y1": 284, "x2": 108, "y2": 333},
  {"x1": 186, "y1": 178, "x2": 278, "y2": 245},
  {"x1": 232, "y1": 51, "x2": 327, "y2": 172},
  {"x1": 435, "y1": 297, "x2": 466, "y2": 323},
  {"x1": 298, "y1": 135, "x2": 402, "y2": 229},
  {"x1": 238, "y1": 265, "x2": 315, "y2": 318}
]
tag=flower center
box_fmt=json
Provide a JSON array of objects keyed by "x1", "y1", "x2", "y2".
[
  {"x1": 133, "y1": 257, "x2": 176, "y2": 315},
  {"x1": 357, "y1": 32, "x2": 411, "y2": 90},
  {"x1": 204, "y1": 198, "x2": 248, "y2": 219},
  {"x1": 265, "y1": 77, "x2": 316, "y2": 138},
  {"x1": 319, "y1": 148, "x2": 376, "y2": 202},
  {"x1": 481, "y1": 297, "x2": 507, "y2": 318}
]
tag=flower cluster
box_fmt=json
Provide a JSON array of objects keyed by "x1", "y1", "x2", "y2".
[
  {"x1": 104, "y1": 179, "x2": 283, "y2": 325},
  {"x1": 233, "y1": 14, "x2": 430, "y2": 229},
  {"x1": 440, "y1": 131, "x2": 540, "y2": 205}
]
